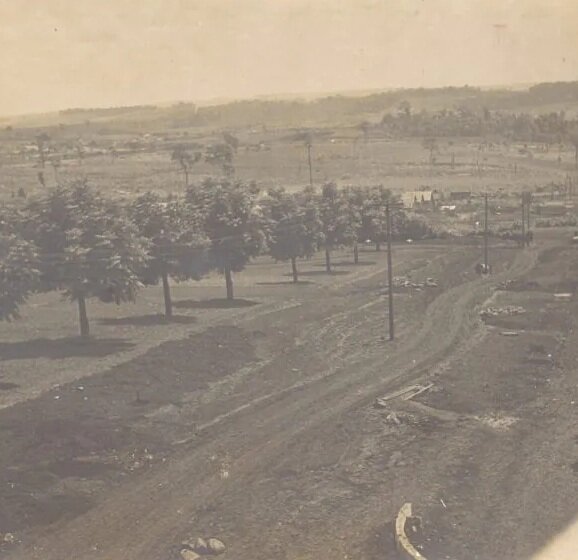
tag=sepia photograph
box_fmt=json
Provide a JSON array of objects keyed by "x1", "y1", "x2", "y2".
[{"x1": 1, "y1": 1, "x2": 578, "y2": 558}]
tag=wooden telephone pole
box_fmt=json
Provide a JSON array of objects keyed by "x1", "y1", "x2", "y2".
[
  {"x1": 386, "y1": 201, "x2": 395, "y2": 341},
  {"x1": 522, "y1": 191, "x2": 532, "y2": 246},
  {"x1": 521, "y1": 194, "x2": 526, "y2": 248},
  {"x1": 484, "y1": 192, "x2": 489, "y2": 271},
  {"x1": 307, "y1": 143, "x2": 313, "y2": 187}
]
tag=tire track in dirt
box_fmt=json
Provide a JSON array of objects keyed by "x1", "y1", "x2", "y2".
[{"x1": 4, "y1": 247, "x2": 538, "y2": 560}]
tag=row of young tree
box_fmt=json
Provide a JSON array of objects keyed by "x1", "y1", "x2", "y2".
[{"x1": 0, "y1": 180, "x2": 432, "y2": 338}]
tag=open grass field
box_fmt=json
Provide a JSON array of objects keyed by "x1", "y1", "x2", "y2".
[{"x1": 1, "y1": 124, "x2": 575, "y2": 202}]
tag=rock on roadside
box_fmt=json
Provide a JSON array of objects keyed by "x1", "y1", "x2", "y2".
[{"x1": 207, "y1": 538, "x2": 226, "y2": 555}]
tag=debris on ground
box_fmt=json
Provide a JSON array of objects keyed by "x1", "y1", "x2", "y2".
[
  {"x1": 207, "y1": 538, "x2": 226, "y2": 555},
  {"x1": 375, "y1": 384, "x2": 425, "y2": 406},
  {"x1": 122, "y1": 448, "x2": 154, "y2": 472},
  {"x1": 477, "y1": 414, "x2": 518, "y2": 431},
  {"x1": 388, "y1": 450, "x2": 403, "y2": 467},
  {"x1": 194, "y1": 537, "x2": 208, "y2": 554},
  {"x1": 403, "y1": 383, "x2": 434, "y2": 401},
  {"x1": 181, "y1": 536, "x2": 226, "y2": 557},
  {"x1": 1, "y1": 533, "x2": 15, "y2": 544},
  {"x1": 496, "y1": 279, "x2": 541, "y2": 291},
  {"x1": 500, "y1": 331, "x2": 520, "y2": 337},
  {"x1": 480, "y1": 306, "x2": 526, "y2": 319},
  {"x1": 387, "y1": 276, "x2": 440, "y2": 290},
  {"x1": 553, "y1": 293, "x2": 572, "y2": 301}
]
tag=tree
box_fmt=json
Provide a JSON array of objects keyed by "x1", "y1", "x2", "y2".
[
  {"x1": 264, "y1": 187, "x2": 321, "y2": 282},
  {"x1": 343, "y1": 187, "x2": 364, "y2": 264},
  {"x1": 205, "y1": 144, "x2": 235, "y2": 177},
  {"x1": 50, "y1": 156, "x2": 61, "y2": 183},
  {"x1": 109, "y1": 146, "x2": 119, "y2": 164},
  {"x1": 171, "y1": 146, "x2": 202, "y2": 187},
  {"x1": 187, "y1": 179, "x2": 265, "y2": 300},
  {"x1": 346, "y1": 185, "x2": 392, "y2": 252},
  {"x1": 423, "y1": 137, "x2": 439, "y2": 165},
  {"x1": 368, "y1": 185, "x2": 395, "y2": 250},
  {"x1": 24, "y1": 182, "x2": 150, "y2": 338},
  {"x1": 130, "y1": 192, "x2": 209, "y2": 317},
  {"x1": 35, "y1": 133, "x2": 50, "y2": 168},
  {"x1": 75, "y1": 141, "x2": 85, "y2": 165},
  {"x1": 223, "y1": 132, "x2": 240, "y2": 152},
  {"x1": 0, "y1": 210, "x2": 39, "y2": 321},
  {"x1": 318, "y1": 183, "x2": 357, "y2": 273}
]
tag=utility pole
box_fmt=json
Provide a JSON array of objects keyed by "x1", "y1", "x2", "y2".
[
  {"x1": 525, "y1": 192, "x2": 531, "y2": 246},
  {"x1": 307, "y1": 143, "x2": 313, "y2": 187},
  {"x1": 520, "y1": 193, "x2": 526, "y2": 248},
  {"x1": 386, "y1": 201, "x2": 394, "y2": 341},
  {"x1": 484, "y1": 192, "x2": 489, "y2": 271}
]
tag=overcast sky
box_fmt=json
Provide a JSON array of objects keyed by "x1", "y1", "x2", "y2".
[{"x1": 1, "y1": 0, "x2": 577, "y2": 116}]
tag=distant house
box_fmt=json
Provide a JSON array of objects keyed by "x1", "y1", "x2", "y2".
[{"x1": 401, "y1": 190, "x2": 435, "y2": 209}]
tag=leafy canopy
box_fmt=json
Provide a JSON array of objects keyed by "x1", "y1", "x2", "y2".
[
  {"x1": 24, "y1": 181, "x2": 150, "y2": 303},
  {"x1": 130, "y1": 191, "x2": 209, "y2": 283},
  {"x1": 0, "y1": 208, "x2": 40, "y2": 320},
  {"x1": 318, "y1": 182, "x2": 357, "y2": 249},
  {"x1": 264, "y1": 187, "x2": 322, "y2": 262},
  {"x1": 187, "y1": 179, "x2": 265, "y2": 273}
]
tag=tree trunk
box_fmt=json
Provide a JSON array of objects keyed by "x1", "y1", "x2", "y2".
[
  {"x1": 225, "y1": 266, "x2": 234, "y2": 300},
  {"x1": 376, "y1": 241, "x2": 381, "y2": 252},
  {"x1": 161, "y1": 270, "x2": 173, "y2": 318},
  {"x1": 184, "y1": 168, "x2": 189, "y2": 188},
  {"x1": 325, "y1": 247, "x2": 332, "y2": 273},
  {"x1": 291, "y1": 257, "x2": 299, "y2": 283},
  {"x1": 353, "y1": 242, "x2": 359, "y2": 265},
  {"x1": 78, "y1": 295, "x2": 90, "y2": 339}
]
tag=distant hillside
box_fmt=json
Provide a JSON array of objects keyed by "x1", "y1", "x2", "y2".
[{"x1": 3, "y1": 81, "x2": 578, "y2": 133}]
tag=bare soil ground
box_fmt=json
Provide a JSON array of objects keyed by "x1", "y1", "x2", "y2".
[{"x1": 1, "y1": 232, "x2": 577, "y2": 560}]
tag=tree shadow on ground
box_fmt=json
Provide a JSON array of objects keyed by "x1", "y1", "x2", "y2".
[
  {"x1": 0, "y1": 337, "x2": 135, "y2": 361},
  {"x1": 99, "y1": 314, "x2": 197, "y2": 327},
  {"x1": 288, "y1": 269, "x2": 351, "y2": 277},
  {"x1": 256, "y1": 280, "x2": 315, "y2": 286},
  {"x1": 174, "y1": 298, "x2": 259, "y2": 309},
  {"x1": 0, "y1": 381, "x2": 19, "y2": 390},
  {"x1": 312, "y1": 260, "x2": 376, "y2": 267}
]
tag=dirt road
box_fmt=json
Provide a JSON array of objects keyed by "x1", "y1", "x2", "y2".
[{"x1": 2, "y1": 237, "x2": 572, "y2": 560}]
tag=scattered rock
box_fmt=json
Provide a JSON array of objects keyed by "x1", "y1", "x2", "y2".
[
  {"x1": 181, "y1": 550, "x2": 201, "y2": 560},
  {"x1": 194, "y1": 537, "x2": 208, "y2": 554},
  {"x1": 2, "y1": 533, "x2": 15, "y2": 544},
  {"x1": 374, "y1": 398, "x2": 389, "y2": 409},
  {"x1": 497, "y1": 279, "x2": 540, "y2": 291},
  {"x1": 480, "y1": 305, "x2": 526, "y2": 319},
  {"x1": 207, "y1": 538, "x2": 226, "y2": 555},
  {"x1": 386, "y1": 411, "x2": 402, "y2": 425},
  {"x1": 388, "y1": 450, "x2": 403, "y2": 467},
  {"x1": 477, "y1": 414, "x2": 518, "y2": 431},
  {"x1": 391, "y1": 276, "x2": 439, "y2": 290}
]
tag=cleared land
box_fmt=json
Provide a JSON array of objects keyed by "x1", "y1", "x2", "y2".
[{"x1": 1, "y1": 229, "x2": 577, "y2": 559}]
